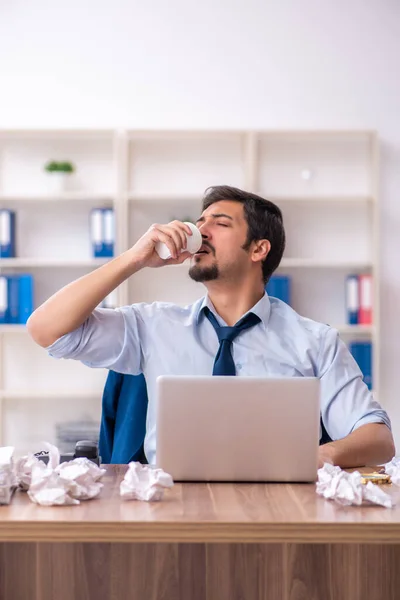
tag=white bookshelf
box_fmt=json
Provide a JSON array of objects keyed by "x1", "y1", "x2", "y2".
[{"x1": 0, "y1": 128, "x2": 379, "y2": 453}]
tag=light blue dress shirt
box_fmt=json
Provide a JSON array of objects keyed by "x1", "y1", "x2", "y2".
[{"x1": 47, "y1": 293, "x2": 390, "y2": 465}]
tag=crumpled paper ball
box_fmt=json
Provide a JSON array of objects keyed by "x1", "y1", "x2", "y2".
[
  {"x1": 316, "y1": 463, "x2": 394, "y2": 508},
  {"x1": 28, "y1": 464, "x2": 80, "y2": 506},
  {"x1": 25, "y1": 443, "x2": 105, "y2": 506},
  {"x1": 56, "y1": 457, "x2": 105, "y2": 500},
  {"x1": 120, "y1": 462, "x2": 174, "y2": 501},
  {"x1": 15, "y1": 453, "x2": 42, "y2": 491},
  {"x1": 0, "y1": 446, "x2": 18, "y2": 505},
  {"x1": 384, "y1": 457, "x2": 400, "y2": 485}
]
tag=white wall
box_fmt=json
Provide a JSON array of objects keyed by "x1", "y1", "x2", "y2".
[{"x1": 1, "y1": 0, "x2": 400, "y2": 442}]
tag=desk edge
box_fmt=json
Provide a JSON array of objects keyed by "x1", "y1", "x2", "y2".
[{"x1": 1, "y1": 522, "x2": 400, "y2": 544}]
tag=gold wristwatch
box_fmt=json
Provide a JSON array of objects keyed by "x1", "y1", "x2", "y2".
[{"x1": 360, "y1": 472, "x2": 391, "y2": 485}]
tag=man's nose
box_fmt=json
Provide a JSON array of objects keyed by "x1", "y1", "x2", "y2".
[{"x1": 198, "y1": 222, "x2": 210, "y2": 238}]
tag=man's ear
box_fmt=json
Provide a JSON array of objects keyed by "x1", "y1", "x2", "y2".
[{"x1": 251, "y1": 239, "x2": 271, "y2": 264}]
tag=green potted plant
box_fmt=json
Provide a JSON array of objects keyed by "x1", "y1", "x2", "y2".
[{"x1": 44, "y1": 160, "x2": 75, "y2": 194}]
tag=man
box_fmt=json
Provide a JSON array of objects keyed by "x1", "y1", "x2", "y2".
[{"x1": 27, "y1": 185, "x2": 395, "y2": 468}]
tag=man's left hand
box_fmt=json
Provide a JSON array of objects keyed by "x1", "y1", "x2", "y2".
[{"x1": 318, "y1": 444, "x2": 336, "y2": 469}]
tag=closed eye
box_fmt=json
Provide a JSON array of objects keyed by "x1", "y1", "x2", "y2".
[{"x1": 217, "y1": 223, "x2": 229, "y2": 227}]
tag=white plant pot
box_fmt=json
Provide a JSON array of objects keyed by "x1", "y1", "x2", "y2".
[{"x1": 46, "y1": 172, "x2": 71, "y2": 195}]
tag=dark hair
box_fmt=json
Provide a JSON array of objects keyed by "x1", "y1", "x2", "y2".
[{"x1": 202, "y1": 185, "x2": 285, "y2": 284}]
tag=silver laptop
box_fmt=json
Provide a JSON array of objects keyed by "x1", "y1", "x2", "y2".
[{"x1": 155, "y1": 375, "x2": 320, "y2": 482}]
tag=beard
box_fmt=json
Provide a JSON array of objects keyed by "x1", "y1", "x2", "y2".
[{"x1": 189, "y1": 262, "x2": 219, "y2": 282}]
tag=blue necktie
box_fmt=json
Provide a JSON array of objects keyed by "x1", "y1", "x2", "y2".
[{"x1": 204, "y1": 307, "x2": 261, "y2": 376}]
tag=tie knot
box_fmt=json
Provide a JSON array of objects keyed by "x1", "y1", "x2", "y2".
[
  {"x1": 204, "y1": 308, "x2": 261, "y2": 344},
  {"x1": 217, "y1": 327, "x2": 240, "y2": 344}
]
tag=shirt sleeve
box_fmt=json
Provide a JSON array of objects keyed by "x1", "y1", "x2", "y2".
[
  {"x1": 318, "y1": 327, "x2": 391, "y2": 440},
  {"x1": 46, "y1": 306, "x2": 145, "y2": 375}
]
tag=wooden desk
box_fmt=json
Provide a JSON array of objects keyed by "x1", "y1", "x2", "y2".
[{"x1": 1, "y1": 464, "x2": 400, "y2": 600}]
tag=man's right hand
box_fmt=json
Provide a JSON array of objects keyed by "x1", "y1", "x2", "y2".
[
  {"x1": 27, "y1": 220, "x2": 195, "y2": 348},
  {"x1": 131, "y1": 220, "x2": 194, "y2": 269}
]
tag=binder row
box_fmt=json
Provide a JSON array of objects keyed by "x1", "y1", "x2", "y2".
[
  {"x1": 345, "y1": 274, "x2": 373, "y2": 325},
  {"x1": 0, "y1": 272, "x2": 117, "y2": 323},
  {"x1": 0, "y1": 207, "x2": 116, "y2": 259},
  {"x1": 0, "y1": 274, "x2": 34, "y2": 324},
  {"x1": 349, "y1": 341, "x2": 373, "y2": 390},
  {"x1": 267, "y1": 274, "x2": 373, "y2": 327},
  {"x1": 265, "y1": 275, "x2": 291, "y2": 305},
  {"x1": 0, "y1": 210, "x2": 16, "y2": 258},
  {"x1": 90, "y1": 208, "x2": 115, "y2": 258}
]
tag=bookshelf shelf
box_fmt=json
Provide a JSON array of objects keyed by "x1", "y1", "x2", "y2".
[
  {"x1": 0, "y1": 258, "x2": 109, "y2": 268},
  {"x1": 0, "y1": 193, "x2": 114, "y2": 205},
  {"x1": 0, "y1": 192, "x2": 114, "y2": 211},
  {"x1": 128, "y1": 193, "x2": 201, "y2": 204},
  {"x1": 268, "y1": 195, "x2": 374, "y2": 204},
  {"x1": 336, "y1": 325, "x2": 374, "y2": 335},
  {"x1": 0, "y1": 128, "x2": 379, "y2": 453},
  {"x1": 279, "y1": 259, "x2": 372, "y2": 269},
  {"x1": 0, "y1": 389, "x2": 101, "y2": 400},
  {"x1": 0, "y1": 129, "x2": 114, "y2": 140},
  {"x1": 127, "y1": 194, "x2": 373, "y2": 206},
  {"x1": 161, "y1": 259, "x2": 373, "y2": 270},
  {"x1": 0, "y1": 325, "x2": 27, "y2": 334}
]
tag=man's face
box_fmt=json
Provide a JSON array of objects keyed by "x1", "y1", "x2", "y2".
[{"x1": 188, "y1": 200, "x2": 251, "y2": 283}]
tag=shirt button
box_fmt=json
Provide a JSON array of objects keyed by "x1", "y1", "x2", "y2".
[{"x1": 236, "y1": 364, "x2": 242, "y2": 370}]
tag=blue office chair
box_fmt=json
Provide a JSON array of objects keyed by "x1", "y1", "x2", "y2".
[
  {"x1": 99, "y1": 371, "x2": 148, "y2": 464},
  {"x1": 320, "y1": 419, "x2": 332, "y2": 445}
]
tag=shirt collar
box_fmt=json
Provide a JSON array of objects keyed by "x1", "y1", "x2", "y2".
[{"x1": 195, "y1": 292, "x2": 271, "y2": 330}]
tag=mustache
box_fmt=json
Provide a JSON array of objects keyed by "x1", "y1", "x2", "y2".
[{"x1": 201, "y1": 240, "x2": 215, "y2": 254}]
